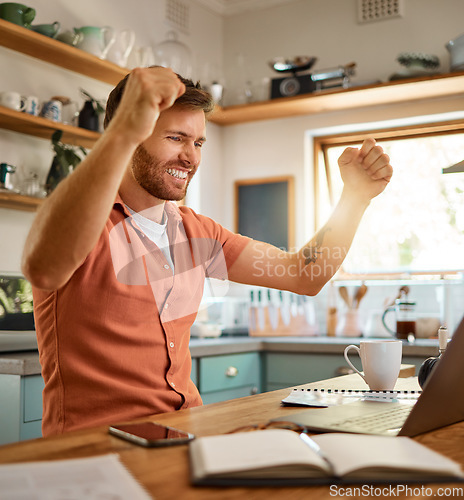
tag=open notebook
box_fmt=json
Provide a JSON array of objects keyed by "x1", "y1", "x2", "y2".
[
  {"x1": 189, "y1": 430, "x2": 464, "y2": 486},
  {"x1": 279, "y1": 316, "x2": 464, "y2": 437}
]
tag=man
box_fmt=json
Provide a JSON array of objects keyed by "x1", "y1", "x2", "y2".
[{"x1": 22, "y1": 67, "x2": 392, "y2": 436}]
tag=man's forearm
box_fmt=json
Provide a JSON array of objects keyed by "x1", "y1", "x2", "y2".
[
  {"x1": 21, "y1": 130, "x2": 136, "y2": 290},
  {"x1": 228, "y1": 189, "x2": 370, "y2": 295},
  {"x1": 295, "y1": 188, "x2": 370, "y2": 292}
]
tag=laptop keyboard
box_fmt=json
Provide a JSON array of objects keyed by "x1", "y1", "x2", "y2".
[{"x1": 330, "y1": 405, "x2": 413, "y2": 433}]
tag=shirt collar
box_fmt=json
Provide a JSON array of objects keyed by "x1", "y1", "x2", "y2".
[{"x1": 114, "y1": 193, "x2": 182, "y2": 223}]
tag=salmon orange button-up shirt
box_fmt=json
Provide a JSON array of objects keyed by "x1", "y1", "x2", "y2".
[{"x1": 33, "y1": 197, "x2": 251, "y2": 436}]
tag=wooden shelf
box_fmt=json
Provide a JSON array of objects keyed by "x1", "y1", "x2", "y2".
[
  {"x1": 209, "y1": 71, "x2": 464, "y2": 125},
  {"x1": 0, "y1": 191, "x2": 42, "y2": 212},
  {"x1": 0, "y1": 105, "x2": 100, "y2": 148},
  {"x1": 0, "y1": 19, "x2": 127, "y2": 85}
]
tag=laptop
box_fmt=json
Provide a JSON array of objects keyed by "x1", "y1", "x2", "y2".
[{"x1": 279, "y1": 316, "x2": 464, "y2": 437}]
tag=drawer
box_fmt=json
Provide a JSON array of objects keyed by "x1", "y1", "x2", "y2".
[
  {"x1": 201, "y1": 385, "x2": 259, "y2": 405},
  {"x1": 199, "y1": 352, "x2": 260, "y2": 393},
  {"x1": 23, "y1": 375, "x2": 45, "y2": 422}
]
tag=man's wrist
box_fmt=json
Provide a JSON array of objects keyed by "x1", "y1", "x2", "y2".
[{"x1": 339, "y1": 187, "x2": 371, "y2": 213}]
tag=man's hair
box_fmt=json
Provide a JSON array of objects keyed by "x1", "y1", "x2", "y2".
[{"x1": 103, "y1": 66, "x2": 215, "y2": 129}]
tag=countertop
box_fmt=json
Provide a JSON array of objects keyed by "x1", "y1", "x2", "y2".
[{"x1": 0, "y1": 334, "x2": 440, "y2": 376}]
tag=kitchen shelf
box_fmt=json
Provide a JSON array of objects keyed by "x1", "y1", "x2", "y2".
[
  {"x1": 0, "y1": 105, "x2": 100, "y2": 148},
  {"x1": 0, "y1": 191, "x2": 42, "y2": 212},
  {"x1": 3, "y1": 18, "x2": 464, "y2": 129},
  {"x1": 0, "y1": 19, "x2": 127, "y2": 85},
  {"x1": 209, "y1": 71, "x2": 464, "y2": 125}
]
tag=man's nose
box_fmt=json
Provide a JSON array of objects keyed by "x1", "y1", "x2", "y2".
[{"x1": 179, "y1": 143, "x2": 200, "y2": 165}]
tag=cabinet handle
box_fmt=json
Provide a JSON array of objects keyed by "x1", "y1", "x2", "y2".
[
  {"x1": 335, "y1": 366, "x2": 354, "y2": 376},
  {"x1": 250, "y1": 386, "x2": 259, "y2": 395},
  {"x1": 225, "y1": 366, "x2": 238, "y2": 377}
]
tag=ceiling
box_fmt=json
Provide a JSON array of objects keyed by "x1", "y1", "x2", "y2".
[{"x1": 194, "y1": 0, "x2": 301, "y2": 16}]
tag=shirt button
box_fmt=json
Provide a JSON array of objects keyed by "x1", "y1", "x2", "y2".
[
  {"x1": 171, "y1": 381, "x2": 176, "y2": 387},
  {"x1": 164, "y1": 264, "x2": 170, "y2": 269},
  {"x1": 169, "y1": 342, "x2": 174, "y2": 348},
  {"x1": 164, "y1": 303, "x2": 169, "y2": 309}
]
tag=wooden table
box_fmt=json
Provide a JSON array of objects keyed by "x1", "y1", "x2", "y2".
[{"x1": 0, "y1": 373, "x2": 463, "y2": 499}]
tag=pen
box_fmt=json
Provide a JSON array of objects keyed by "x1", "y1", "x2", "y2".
[{"x1": 299, "y1": 433, "x2": 335, "y2": 475}]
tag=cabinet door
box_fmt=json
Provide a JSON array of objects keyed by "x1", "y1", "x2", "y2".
[
  {"x1": 0, "y1": 374, "x2": 44, "y2": 444},
  {"x1": 264, "y1": 352, "x2": 425, "y2": 392},
  {"x1": 190, "y1": 357, "x2": 198, "y2": 386},
  {"x1": 264, "y1": 352, "x2": 352, "y2": 391},
  {"x1": 199, "y1": 352, "x2": 261, "y2": 404}
]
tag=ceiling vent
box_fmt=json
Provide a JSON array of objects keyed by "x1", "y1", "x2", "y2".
[
  {"x1": 165, "y1": 0, "x2": 190, "y2": 33},
  {"x1": 357, "y1": 0, "x2": 404, "y2": 23}
]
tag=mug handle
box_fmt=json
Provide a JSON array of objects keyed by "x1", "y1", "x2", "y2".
[
  {"x1": 343, "y1": 344, "x2": 367, "y2": 383},
  {"x1": 101, "y1": 26, "x2": 116, "y2": 59},
  {"x1": 52, "y1": 21, "x2": 61, "y2": 36},
  {"x1": 19, "y1": 96, "x2": 27, "y2": 112},
  {"x1": 381, "y1": 306, "x2": 397, "y2": 336}
]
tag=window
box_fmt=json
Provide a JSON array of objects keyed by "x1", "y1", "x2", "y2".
[{"x1": 314, "y1": 120, "x2": 464, "y2": 275}]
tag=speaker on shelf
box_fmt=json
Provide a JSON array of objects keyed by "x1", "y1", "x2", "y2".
[{"x1": 270, "y1": 73, "x2": 317, "y2": 99}]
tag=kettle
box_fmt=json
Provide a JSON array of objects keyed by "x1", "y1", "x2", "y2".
[
  {"x1": 446, "y1": 33, "x2": 464, "y2": 71},
  {"x1": 74, "y1": 26, "x2": 116, "y2": 59}
]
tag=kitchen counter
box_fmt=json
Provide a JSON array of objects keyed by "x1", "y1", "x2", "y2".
[
  {"x1": 0, "y1": 335, "x2": 440, "y2": 376},
  {"x1": 190, "y1": 335, "x2": 439, "y2": 357}
]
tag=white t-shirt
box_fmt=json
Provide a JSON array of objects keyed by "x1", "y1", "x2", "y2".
[{"x1": 126, "y1": 205, "x2": 174, "y2": 271}]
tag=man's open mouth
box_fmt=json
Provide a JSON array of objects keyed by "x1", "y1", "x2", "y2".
[{"x1": 166, "y1": 168, "x2": 188, "y2": 180}]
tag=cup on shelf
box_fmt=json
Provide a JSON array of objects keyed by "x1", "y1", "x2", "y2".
[
  {"x1": 0, "y1": 2, "x2": 35, "y2": 27},
  {"x1": 40, "y1": 99, "x2": 62, "y2": 122},
  {"x1": 56, "y1": 29, "x2": 83, "y2": 47},
  {"x1": 20, "y1": 172, "x2": 46, "y2": 198},
  {"x1": 22, "y1": 95, "x2": 40, "y2": 116},
  {"x1": 74, "y1": 26, "x2": 116, "y2": 59},
  {"x1": 105, "y1": 28, "x2": 135, "y2": 67},
  {"x1": 0, "y1": 91, "x2": 25, "y2": 111},
  {"x1": 30, "y1": 21, "x2": 60, "y2": 38}
]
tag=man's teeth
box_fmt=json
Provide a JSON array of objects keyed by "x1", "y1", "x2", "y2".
[{"x1": 167, "y1": 168, "x2": 188, "y2": 179}]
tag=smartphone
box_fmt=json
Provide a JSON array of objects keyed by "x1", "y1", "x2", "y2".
[{"x1": 108, "y1": 422, "x2": 195, "y2": 447}]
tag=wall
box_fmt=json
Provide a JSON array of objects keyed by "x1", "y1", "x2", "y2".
[
  {"x1": 222, "y1": 0, "x2": 464, "y2": 104},
  {"x1": 0, "y1": 0, "x2": 223, "y2": 272},
  {"x1": 217, "y1": 0, "x2": 464, "y2": 332}
]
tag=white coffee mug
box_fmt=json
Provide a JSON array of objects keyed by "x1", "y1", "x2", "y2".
[
  {"x1": 22, "y1": 95, "x2": 40, "y2": 116},
  {"x1": 344, "y1": 340, "x2": 402, "y2": 390},
  {"x1": 0, "y1": 91, "x2": 25, "y2": 111}
]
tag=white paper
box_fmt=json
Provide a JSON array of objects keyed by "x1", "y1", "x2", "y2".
[{"x1": 0, "y1": 454, "x2": 151, "y2": 500}]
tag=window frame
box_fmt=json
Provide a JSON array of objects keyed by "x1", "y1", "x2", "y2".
[{"x1": 313, "y1": 118, "x2": 464, "y2": 278}]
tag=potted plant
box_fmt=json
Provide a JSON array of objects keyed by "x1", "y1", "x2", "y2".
[{"x1": 45, "y1": 130, "x2": 87, "y2": 194}]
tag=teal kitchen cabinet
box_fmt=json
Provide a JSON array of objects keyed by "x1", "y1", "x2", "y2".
[
  {"x1": 263, "y1": 352, "x2": 426, "y2": 392},
  {"x1": 0, "y1": 374, "x2": 44, "y2": 445},
  {"x1": 190, "y1": 357, "x2": 198, "y2": 386},
  {"x1": 197, "y1": 352, "x2": 261, "y2": 405},
  {"x1": 263, "y1": 352, "x2": 350, "y2": 391}
]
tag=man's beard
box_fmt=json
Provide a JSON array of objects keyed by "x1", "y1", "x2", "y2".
[{"x1": 131, "y1": 144, "x2": 194, "y2": 201}]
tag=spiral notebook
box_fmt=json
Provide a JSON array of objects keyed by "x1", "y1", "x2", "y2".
[
  {"x1": 282, "y1": 388, "x2": 422, "y2": 408},
  {"x1": 278, "y1": 317, "x2": 464, "y2": 437}
]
